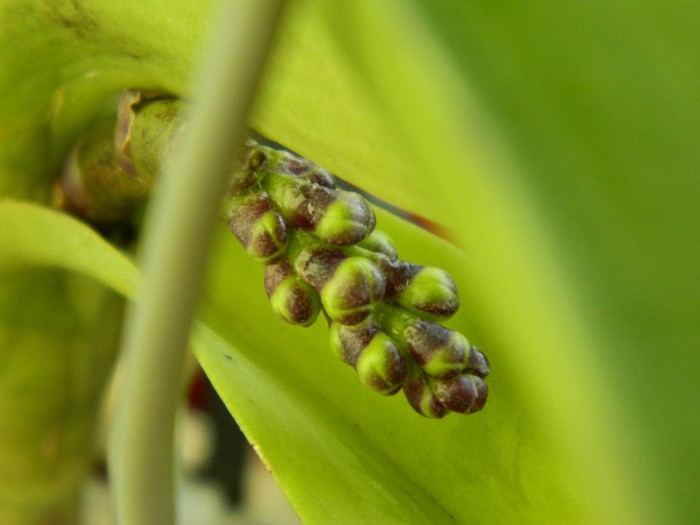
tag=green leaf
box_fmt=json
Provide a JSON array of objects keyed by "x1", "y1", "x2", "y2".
[
  {"x1": 0, "y1": 200, "x2": 132, "y2": 522},
  {"x1": 410, "y1": 2, "x2": 700, "y2": 522},
  {"x1": 249, "y1": 1, "x2": 699, "y2": 522},
  {"x1": 198, "y1": 210, "x2": 581, "y2": 524},
  {"x1": 0, "y1": 200, "x2": 138, "y2": 297}
]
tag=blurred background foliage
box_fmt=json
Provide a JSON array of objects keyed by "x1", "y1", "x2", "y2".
[{"x1": 410, "y1": 2, "x2": 700, "y2": 522}]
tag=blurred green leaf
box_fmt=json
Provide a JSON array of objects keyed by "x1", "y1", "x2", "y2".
[
  {"x1": 248, "y1": 0, "x2": 700, "y2": 522},
  {"x1": 410, "y1": 2, "x2": 700, "y2": 522},
  {"x1": 248, "y1": 1, "x2": 652, "y2": 522},
  {"x1": 0, "y1": 201, "x2": 129, "y2": 522},
  {"x1": 198, "y1": 210, "x2": 580, "y2": 524},
  {"x1": 0, "y1": 200, "x2": 138, "y2": 296}
]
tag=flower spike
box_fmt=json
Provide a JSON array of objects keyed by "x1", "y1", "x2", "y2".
[
  {"x1": 225, "y1": 140, "x2": 490, "y2": 418},
  {"x1": 54, "y1": 90, "x2": 489, "y2": 419}
]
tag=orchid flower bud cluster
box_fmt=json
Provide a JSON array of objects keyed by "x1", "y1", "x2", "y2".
[
  {"x1": 53, "y1": 88, "x2": 489, "y2": 418},
  {"x1": 226, "y1": 142, "x2": 490, "y2": 418}
]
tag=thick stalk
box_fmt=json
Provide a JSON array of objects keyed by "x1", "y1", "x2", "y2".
[{"x1": 108, "y1": 1, "x2": 285, "y2": 524}]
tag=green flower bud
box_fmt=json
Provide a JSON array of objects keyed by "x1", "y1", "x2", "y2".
[
  {"x1": 430, "y1": 374, "x2": 488, "y2": 414},
  {"x1": 228, "y1": 193, "x2": 287, "y2": 263},
  {"x1": 264, "y1": 261, "x2": 320, "y2": 327},
  {"x1": 402, "y1": 369, "x2": 449, "y2": 419},
  {"x1": 391, "y1": 265, "x2": 459, "y2": 320},
  {"x1": 358, "y1": 230, "x2": 398, "y2": 260},
  {"x1": 354, "y1": 332, "x2": 407, "y2": 395},
  {"x1": 313, "y1": 191, "x2": 376, "y2": 245},
  {"x1": 321, "y1": 257, "x2": 385, "y2": 325}
]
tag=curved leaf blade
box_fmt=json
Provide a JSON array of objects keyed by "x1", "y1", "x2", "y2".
[
  {"x1": 0, "y1": 200, "x2": 138, "y2": 297},
  {"x1": 0, "y1": 201, "x2": 130, "y2": 522},
  {"x1": 197, "y1": 210, "x2": 582, "y2": 524},
  {"x1": 250, "y1": 1, "x2": 645, "y2": 523}
]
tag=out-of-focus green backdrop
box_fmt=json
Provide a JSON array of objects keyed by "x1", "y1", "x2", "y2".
[{"x1": 415, "y1": 2, "x2": 700, "y2": 522}]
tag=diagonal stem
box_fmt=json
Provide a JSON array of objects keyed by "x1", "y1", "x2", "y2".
[{"x1": 108, "y1": 1, "x2": 286, "y2": 523}]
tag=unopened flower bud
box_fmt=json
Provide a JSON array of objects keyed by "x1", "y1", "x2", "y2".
[
  {"x1": 294, "y1": 246, "x2": 346, "y2": 290},
  {"x1": 465, "y1": 345, "x2": 490, "y2": 378},
  {"x1": 273, "y1": 150, "x2": 337, "y2": 188},
  {"x1": 403, "y1": 319, "x2": 469, "y2": 378},
  {"x1": 228, "y1": 193, "x2": 287, "y2": 263},
  {"x1": 263, "y1": 171, "x2": 330, "y2": 226},
  {"x1": 389, "y1": 314, "x2": 468, "y2": 379},
  {"x1": 264, "y1": 172, "x2": 374, "y2": 246},
  {"x1": 402, "y1": 369, "x2": 449, "y2": 419},
  {"x1": 321, "y1": 257, "x2": 385, "y2": 325},
  {"x1": 430, "y1": 374, "x2": 488, "y2": 414},
  {"x1": 313, "y1": 191, "x2": 376, "y2": 245},
  {"x1": 230, "y1": 147, "x2": 266, "y2": 195},
  {"x1": 303, "y1": 167, "x2": 336, "y2": 188},
  {"x1": 354, "y1": 332, "x2": 407, "y2": 395},
  {"x1": 264, "y1": 261, "x2": 320, "y2": 326},
  {"x1": 395, "y1": 266, "x2": 459, "y2": 320},
  {"x1": 273, "y1": 151, "x2": 313, "y2": 175},
  {"x1": 329, "y1": 320, "x2": 380, "y2": 366},
  {"x1": 358, "y1": 230, "x2": 398, "y2": 260}
]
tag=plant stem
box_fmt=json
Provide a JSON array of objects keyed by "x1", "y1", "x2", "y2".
[{"x1": 108, "y1": 1, "x2": 285, "y2": 524}]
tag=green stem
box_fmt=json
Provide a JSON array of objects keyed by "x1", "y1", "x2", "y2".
[{"x1": 108, "y1": 1, "x2": 285, "y2": 524}]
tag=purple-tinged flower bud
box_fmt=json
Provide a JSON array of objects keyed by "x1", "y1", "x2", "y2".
[
  {"x1": 264, "y1": 172, "x2": 375, "y2": 246},
  {"x1": 354, "y1": 332, "x2": 407, "y2": 395},
  {"x1": 272, "y1": 150, "x2": 337, "y2": 188},
  {"x1": 313, "y1": 191, "x2": 376, "y2": 245},
  {"x1": 230, "y1": 147, "x2": 266, "y2": 195},
  {"x1": 264, "y1": 172, "x2": 334, "y2": 226},
  {"x1": 273, "y1": 151, "x2": 314, "y2": 175},
  {"x1": 320, "y1": 257, "x2": 385, "y2": 325},
  {"x1": 390, "y1": 263, "x2": 459, "y2": 320},
  {"x1": 430, "y1": 374, "x2": 488, "y2": 414},
  {"x1": 294, "y1": 246, "x2": 346, "y2": 290},
  {"x1": 264, "y1": 261, "x2": 320, "y2": 327},
  {"x1": 465, "y1": 345, "x2": 490, "y2": 378},
  {"x1": 402, "y1": 369, "x2": 450, "y2": 419},
  {"x1": 329, "y1": 320, "x2": 380, "y2": 366},
  {"x1": 303, "y1": 167, "x2": 336, "y2": 188},
  {"x1": 228, "y1": 193, "x2": 287, "y2": 263},
  {"x1": 380, "y1": 309, "x2": 468, "y2": 379},
  {"x1": 404, "y1": 323, "x2": 468, "y2": 379}
]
